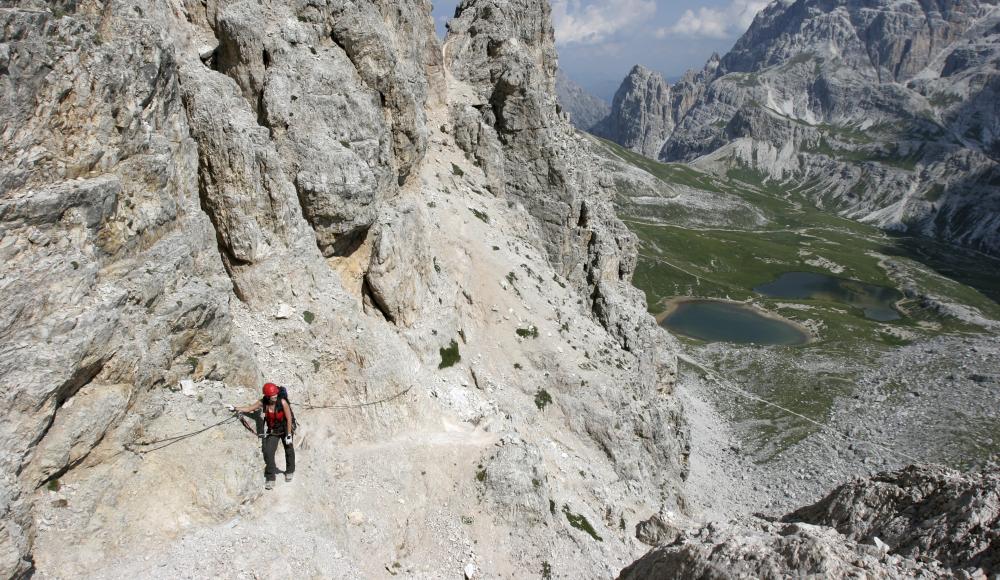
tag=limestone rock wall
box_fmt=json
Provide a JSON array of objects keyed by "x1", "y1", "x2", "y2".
[
  {"x1": 0, "y1": 0, "x2": 690, "y2": 576},
  {"x1": 446, "y1": 0, "x2": 688, "y2": 503},
  {"x1": 0, "y1": 5, "x2": 251, "y2": 576}
]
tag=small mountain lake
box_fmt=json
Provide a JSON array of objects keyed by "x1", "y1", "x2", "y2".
[
  {"x1": 659, "y1": 300, "x2": 810, "y2": 345},
  {"x1": 753, "y1": 272, "x2": 902, "y2": 321}
]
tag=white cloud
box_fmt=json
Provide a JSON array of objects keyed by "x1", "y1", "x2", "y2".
[
  {"x1": 552, "y1": 0, "x2": 657, "y2": 45},
  {"x1": 659, "y1": 0, "x2": 771, "y2": 40}
]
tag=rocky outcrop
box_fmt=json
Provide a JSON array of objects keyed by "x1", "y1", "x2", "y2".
[
  {"x1": 592, "y1": 65, "x2": 675, "y2": 159},
  {"x1": 555, "y1": 69, "x2": 609, "y2": 132},
  {"x1": 191, "y1": 0, "x2": 443, "y2": 258},
  {"x1": 620, "y1": 465, "x2": 999, "y2": 579},
  {"x1": 788, "y1": 464, "x2": 1000, "y2": 573},
  {"x1": 592, "y1": 59, "x2": 717, "y2": 159}
]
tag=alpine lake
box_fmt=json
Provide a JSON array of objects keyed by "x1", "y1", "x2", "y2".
[
  {"x1": 659, "y1": 272, "x2": 903, "y2": 346},
  {"x1": 594, "y1": 134, "x2": 1000, "y2": 466}
]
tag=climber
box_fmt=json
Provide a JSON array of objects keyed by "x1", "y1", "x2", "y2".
[{"x1": 230, "y1": 383, "x2": 295, "y2": 490}]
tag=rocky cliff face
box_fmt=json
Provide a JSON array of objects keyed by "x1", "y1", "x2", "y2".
[
  {"x1": 592, "y1": 59, "x2": 717, "y2": 159},
  {"x1": 555, "y1": 70, "x2": 609, "y2": 132},
  {"x1": 620, "y1": 464, "x2": 999, "y2": 578},
  {"x1": 0, "y1": 0, "x2": 688, "y2": 577},
  {"x1": 602, "y1": 0, "x2": 1000, "y2": 256},
  {"x1": 593, "y1": 65, "x2": 675, "y2": 159}
]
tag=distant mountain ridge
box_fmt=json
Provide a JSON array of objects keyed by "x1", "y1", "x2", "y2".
[
  {"x1": 555, "y1": 70, "x2": 610, "y2": 131},
  {"x1": 596, "y1": 0, "x2": 1000, "y2": 255}
]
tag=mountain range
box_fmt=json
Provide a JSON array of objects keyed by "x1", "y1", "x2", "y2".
[{"x1": 591, "y1": 0, "x2": 1000, "y2": 255}]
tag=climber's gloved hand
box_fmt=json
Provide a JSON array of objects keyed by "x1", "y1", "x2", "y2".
[
  {"x1": 284, "y1": 434, "x2": 293, "y2": 445},
  {"x1": 227, "y1": 405, "x2": 236, "y2": 413}
]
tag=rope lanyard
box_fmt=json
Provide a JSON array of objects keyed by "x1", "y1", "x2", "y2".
[
  {"x1": 122, "y1": 385, "x2": 414, "y2": 456},
  {"x1": 124, "y1": 416, "x2": 239, "y2": 455}
]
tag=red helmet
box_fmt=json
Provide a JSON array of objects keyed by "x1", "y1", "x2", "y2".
[{"x1": 262, "y1": 383, "x2": 279, "y2": 397}]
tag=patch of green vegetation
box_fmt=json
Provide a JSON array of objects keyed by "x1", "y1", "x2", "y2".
[
  {"x1": 302, "y1": 311, "x2": 315, "y2": 324},
  {"x1": 513, "y1": 362, "x2": 522, "y2": 370},
  {"x1": 451, "y1": 163, "x2": 464, "y2": 177},
  {"x1": 816, "y1": 123, "x2": 876, "y2": 145},
  {"x1": 924, "y1": 184, "x2": 946, "y2": 202},
  {"x1": 928, "y1": 92, "x2": 962, "y2": 108},
  {"x1": 541, "y1": 561, "x2": 552, "y2": 580},
  {"x1": 516, "y1": 326, "x2": 539, "y2": 339},
  {"x1": 782, "y1": 52, "x2": 814, "y2": 69},
  {"x1": 562, "y1": 505, "x2": 603, "y2": 541},
  {"x1": 730, "y1": 72, "x2": 760, "y2": 88},
  {"x1": 549, "y1": 499, "x2": 556, "y2": 515},
  {"x1": 534, "y1": 388, "x2": 552, "y2": 410},
  {"x1": 439, "y1": 339, "x2": 461, "y2": 369},
  {"x1": 469, "y1": 207, "x2": 489, "y2": 223},
  {"x1": 475, "y1": 465, "x2": 487, "y2": 482},
  {"x1": 47, "y1": 479, "x2": 61, "y2": 492},
  {"x1": 505, "y1": 271, "x2": 517, "y2": 285},
  {"x1": 805, "y1": 138, "x2": 921, "y2": 171},
  {"x1": 187, "y1": 356, "x2": 198, "y2": 372},
  {"x1": 594, "y1": 126, "x2": 1000, "y2": 464},
  {"x1": 591, "y1": 136, "x2": 723, "y2": 192}
]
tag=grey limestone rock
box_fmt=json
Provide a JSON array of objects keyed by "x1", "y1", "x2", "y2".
[
  {"x1": 592, "y1": 57, "x2": 717, "y2": 159},
  {"x1": 619, "y1": 521, "x2": 951, "y2": 579},
  {"x1": 620, "y1": 464, "x2": 999, "y2": 578},
  {"x1": 0, "y1": 5, "x2": 248, "y2": 576},
  {"x1": 787, "y1": 464, "x2": 1000, "y2": 573},
  {"x1": 364, "y1": 199, "x2": 437, "y2": 327},
  {"x1": 447, "y1": 0, "x2": 689, "y2": 496},
  {"x1": 592, "y1": 65, "x2": 677, "y2": 159}
]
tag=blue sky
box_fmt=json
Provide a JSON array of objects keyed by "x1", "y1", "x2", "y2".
[{"x1": 432, "y1": 0, "x2": 771, "y2": 101}]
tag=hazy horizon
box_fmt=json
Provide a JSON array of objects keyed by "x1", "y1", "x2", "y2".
[{"x1": 432, "y1": 0, "x2": 771, "y2": 101}]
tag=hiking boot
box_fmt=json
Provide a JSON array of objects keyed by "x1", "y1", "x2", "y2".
[
  {"x1": 265, "y1": 480, "x2": 275, "y2": 490},
  {"x1": 285, "y1": 473, "x2": 294, "y2": 483}
]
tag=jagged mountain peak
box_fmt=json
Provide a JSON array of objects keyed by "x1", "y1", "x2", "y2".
[{"x1": 597, "y1": 0, "x2": 1000, "y2": 255}]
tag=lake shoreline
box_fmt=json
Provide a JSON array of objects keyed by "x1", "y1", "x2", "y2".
[{"x1": 656, "y1": 296, "x2": 815, "y2": 344}]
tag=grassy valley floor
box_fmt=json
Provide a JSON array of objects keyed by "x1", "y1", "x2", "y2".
[{"x1": 592, "y1": 135, "x2": 1000, "y2": 513}]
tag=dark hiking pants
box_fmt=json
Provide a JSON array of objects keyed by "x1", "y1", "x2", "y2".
[{"x1": 262, "y1": 434, "x2": 295, "y2": 482}]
